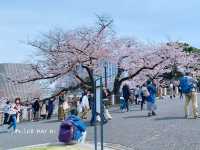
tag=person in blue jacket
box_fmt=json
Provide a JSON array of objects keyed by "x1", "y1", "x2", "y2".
[
  {"x1": 58, "y1": 110, "x2": 87, "y2": 144},
  {"x1": 47, "y1": 98, "x2": 55, "y2": 120},
  {"x1": 146, "y1": 79, "x2": 157, "y2": 117}
]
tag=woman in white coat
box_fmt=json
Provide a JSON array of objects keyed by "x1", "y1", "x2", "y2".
[{"x1": 81, "y1": 92, "x2": 90, "y2": 119}]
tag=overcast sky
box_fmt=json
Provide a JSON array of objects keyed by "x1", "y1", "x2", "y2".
[{"x1": 0, "y1": 0, "x2": 200, "y2": 63}]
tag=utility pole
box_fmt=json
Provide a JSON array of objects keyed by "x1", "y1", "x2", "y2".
[{"x1": 104, "y1": 62, "x2": 107, "y2": 88}]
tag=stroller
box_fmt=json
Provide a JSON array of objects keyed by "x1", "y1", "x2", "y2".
[
  {"x1": 58, "y1": 115, "x2": 87, "y2": 144},
  {"x1": 120, "y1": 97, "x2": 126, "y2": 112}
]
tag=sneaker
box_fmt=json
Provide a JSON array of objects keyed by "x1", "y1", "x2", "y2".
[
  {"x1": 107, "y1": 117, "x2": 112, "y2": 120},
  {"x1": 103, "y1": 120, "x2": 108, "y2": 124},
  {"x1": 7, "y1": 125, "x2": 12, "y2": 130},
  {"x1": 194, "y1": 116, "x2": 198, "y2": 119},
  {"x1": 184, "y1": 115, "x2": 188, "y2": 119},
  {"x1": 148, "y1": 113, "x2": 151, "y2": 117},
  {"x1": 152, "y1": 111, "x2": 156, "y2": 116}
]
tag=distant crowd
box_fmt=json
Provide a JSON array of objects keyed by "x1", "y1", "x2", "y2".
[{"x1": 1, "y1": 70, "x2": 199, "y2": 144}]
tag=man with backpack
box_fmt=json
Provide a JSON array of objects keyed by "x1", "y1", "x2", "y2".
[
  {"x1": 146, "y1": 80, "x2": 157, "y2": 117},
  {"x1": 58, "y1": 111, "x2": 87, "y2": 144},
  {"x1": 179, "y1": 71, "x2": 198, "y2": 119}
]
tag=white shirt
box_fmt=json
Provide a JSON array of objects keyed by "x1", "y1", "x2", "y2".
[
  {"x1": 3, "y1": 104, "x2": 11, "y2": 114},
  {"x1": 142, "y1": 86, "x2": 149, "y2": 97},
  {"x1": 81, "y1": 95, "x2": 89, "y2": 109},
  {"x1": 9, "y1": 104, "x2": 21, "y2": 115},
  {"x1": 135, "y1": 87, "x2": 140, "y2": 95},
  {"x1": 9, "y1": 105, "x2": 17, "y2": 115},
  {"x1": 63, "y1": 101, "x2": 70, "y2": 110}
]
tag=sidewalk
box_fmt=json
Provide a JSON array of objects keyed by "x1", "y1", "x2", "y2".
[{"x1": 9, "y1": 142, "x2": 132, "y2": 150}]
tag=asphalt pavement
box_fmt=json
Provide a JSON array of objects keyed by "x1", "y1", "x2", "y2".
[{"x1": 1, "y1": 95, "x2": 200, "y2": 150}]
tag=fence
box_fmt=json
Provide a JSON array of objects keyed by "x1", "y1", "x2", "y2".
[{"x1": 0, "y1": 111, "x2": 3, "y2": 125}]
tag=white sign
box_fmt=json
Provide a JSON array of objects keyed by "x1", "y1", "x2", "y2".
[{"x1": 95, "y1": 79, "x2": 101, "y2": 113}]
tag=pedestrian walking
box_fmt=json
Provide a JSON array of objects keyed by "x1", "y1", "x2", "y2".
[
  {"x1": 179, "y1": 71, "x2": 198, "y2": 119},
  {"x1": 7, "y1": 98, "x2": 21, "y2": 132},
  {"x1": 63, "y1": 100, "x2": 70, "y2": 117},
  {"x1": 87, "y1": 91, "x2": 93, "y2": 110},
  {"x1": 14, "y1": 97, "x2": 21, "y2": 123},
  {"x1": 178, "y1": 85, "x2": 183, "y2": 100},
  {"x1": 80, "y1": 91, "x2": 90, "y2": 119},
  {"x1": 134, "y1": 85, "x2": 140, "y2": 105},
  {"x1": 122, "y1": 84, "x2": 130, "y2": 112},
  {"x1": 3, "y1": 101, "x2": 11, "y2": 125},
  {"x1": 7, "y1": 105, "x2": 17, "y2": 132},
  {"x1": 40, "y1": 100, "x2": 47, "y2": 119},
  {"x1": 33, "y1": 99, "x2": 40, "y2": 121},
  {"x1": 141, "y1": 83, "x2": 149, "y2": 111},
  {"x1": 169, "y1": 82, "x2": 174, "y2": 99},
  {"x1": 102, "y1": 88, "x2": 112, "y2": 120},
  {"x1": 89, "y1": 92, "x2": 97, "y2": 126},
  {"x1": 173, "y1": 84, "x2": 176, "y2": 98},
  {"x1": 58, "y1": 93, "x2": 65, "y2": 121},
  {"x1": 146, "y1": 80, "x2": 157, "y2": 117},
  {"x1": 120, "y1": 96, "x2": 126, "y2": 112},
  {"x1": 90, "y1": 90, "x2": 108, "y2": 125},
  {"x1": 47, "y1": 98, "x2": 55, "y2": 120}
]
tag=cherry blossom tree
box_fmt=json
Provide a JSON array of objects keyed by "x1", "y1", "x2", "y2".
[
  {"x1": 7, "y1": 16, "x2": 200, "y2": 100},
  {"x1": 125, "y1": 42, "x2": 200, "y2": 89},
  {"x1": 106, "y1": 39, "x2": 172, "y2": 96},
  {"x1": 8, "y1": 16, "x2": 113, "y2": 95}
]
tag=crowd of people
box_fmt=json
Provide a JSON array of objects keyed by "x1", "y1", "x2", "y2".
[
  {"x1": 120, "y1": 79, "x2": 157, "y2": 116},
  {"x1": 119, "y1": 70, "x2": 199, "y2": 119},
  {"x1": 1, "y1": 87, "x2": 115, "y2": 135},
  {"x1": 58, "y1": 88, "x2": 112, "y2": 125},
  {"x1": 1, "y1": 69, "x2": 199, "y2": 145},
  {"x1": 1, "y1": 97, "x2": 58, "y2": 132}
]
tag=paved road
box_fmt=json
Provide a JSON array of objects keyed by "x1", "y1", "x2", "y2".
[{"x1": 1, "y1": 96, "x2": 200, "y2": 150}]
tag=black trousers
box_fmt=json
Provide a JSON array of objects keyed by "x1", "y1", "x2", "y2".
[
  {"x1": 125, "y1": 99, "x2": 129, "y2": 111},
  {"x1": 141, "y1": 96, "x2": 146, "y2": 111},
  {"x1": 135, "y1": 95, "x2": 139, "y2": 104},
  {"x1": 47, "y1": 112, "x2": 52, "y2": 119},
  {"x1": 3, "y1": 113, "x2": 9, "y2": 124}
]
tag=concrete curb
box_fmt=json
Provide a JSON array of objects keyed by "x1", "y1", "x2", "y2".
[{"x1": 8, "y1": 142, "x2": 132, "y2": 150}]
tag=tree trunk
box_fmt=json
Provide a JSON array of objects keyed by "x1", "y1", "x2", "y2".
[{"x1": 112, "y1": 79, "x2": 121, "y2": 104}]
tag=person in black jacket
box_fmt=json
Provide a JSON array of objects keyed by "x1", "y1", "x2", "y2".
[
  {"x1": 122, "y1": 84, "x2": 130, "y2": 112},
  {"x1": 33, "y1": 99, "x2": 40, "y2": 121}
]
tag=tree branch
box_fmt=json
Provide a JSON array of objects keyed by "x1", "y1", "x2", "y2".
[
  {"x1": 119, "y1": 58, "x2": 167, "y2": 83},
  {"x1": 73, "y1": 71, "x2": 88, "y2": 85}
]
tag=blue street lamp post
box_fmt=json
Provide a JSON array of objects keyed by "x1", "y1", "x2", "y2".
[{"x1": 93, "y1": 75, "x2": 104, "y2": 150}]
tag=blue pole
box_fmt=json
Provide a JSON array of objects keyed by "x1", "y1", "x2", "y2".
[
  {"x1": 94, "y1": 80, "x2": 97, "y2": 150},
  {"x1": 100, "y1": 77, "x2": 104, "y2": 150}
]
